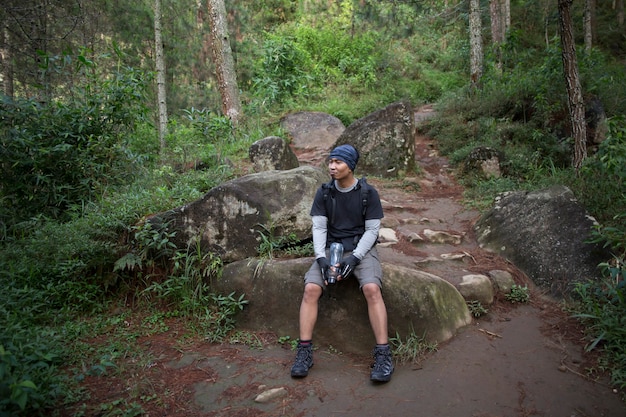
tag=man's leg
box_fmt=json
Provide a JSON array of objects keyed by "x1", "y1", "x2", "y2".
[
  {"x1": 362, "y1": 283, "x2": 389, "y2": 344},
  {"x1": 291, "y1": 283, "x2": 322, "y2": 377},
  {"x1": 363, "y1": 283, "x2": 394, "y2": 382},
  {"x1": 298, "y1": 283, "x2": 323, "y2": 339}
]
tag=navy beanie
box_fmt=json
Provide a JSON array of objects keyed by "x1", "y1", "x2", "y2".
[{"x1": 329, "y1": 144, "x2": 359, "y2": 171}]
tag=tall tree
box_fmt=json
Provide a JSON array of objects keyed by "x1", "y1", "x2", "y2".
[
  {"x1": 1, "y1": 15, "x2": 14, "y2": 98},
  {"x1": 584, "y1": 0, "x2": 595, "y2": 54},
  {"x1": 206, "y1": 0, "x2": 242, "y2": 125},
  {"x1": 490, "y1": 0, "x2": 505, "y2": 44},
  {"x1": 503, "y1": 0, "x2": 510, "y2": 33},
  {"x1": 558, "y1": 0, "x2": 587, "y2": 172},
  {"x1": 469, "y1": 0, "x2": 483, "y2": 88},
  {"x1": 617, "y1": 0, "x2": 625, "y2": 26},
  {"x1": 154, "y1": 0, "x2": 168, "y2": 152},
  {"x1": 490, "y1": 0, "x2": 504, "y2": 72}
]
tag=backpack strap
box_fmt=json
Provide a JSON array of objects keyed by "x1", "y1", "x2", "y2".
[
  {"x1": 322, "y1": 179, "x2": 337, "y2": 225},
  {"x1": 359, "y1": 177, "x2": 370, "y2": 217}
]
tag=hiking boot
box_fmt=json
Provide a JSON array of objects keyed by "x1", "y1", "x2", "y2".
[
  {"x1": 370, "y1": 345, "x2": 394, "y2": 382},
  {"x1": 291, "y1": 342, "x2": 314, "y2": 377}
]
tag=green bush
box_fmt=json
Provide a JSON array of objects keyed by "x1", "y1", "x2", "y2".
[
  {"x1": 573, "y1": 275, "x2": 626, "y2": 391},
  {"x1": 251, "y1": 32, "x2": 319, "y2": 105},
  {"x1": 293, "y1": 25, "x2": 379, "y2": 87},
  {"x1": 575, "y1": 117, "x2": 626, "y2": 229},
  {"x1": 251, "y1": 23, "x2": 382, "y2": 106},
  {"x1": 0, "y1": 61, "x2": 150, "y2": 230},
  {"x1": 0, "y1": 325, "x2": 67, "y2": 416}
]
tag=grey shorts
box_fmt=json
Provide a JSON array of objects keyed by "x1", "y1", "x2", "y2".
[{"x1": 304, "y1": 246, "x2": 383, "y2": 289}]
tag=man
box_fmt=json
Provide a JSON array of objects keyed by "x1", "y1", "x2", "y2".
[{"x1": 290, "y1": 144, "x2": 394, "y2": 383}]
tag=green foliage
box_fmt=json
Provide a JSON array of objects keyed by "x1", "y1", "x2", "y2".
[
  {"x1": 252, "y1": 32, "x2": 319, "y2": 105},
  {"x1": 277, "y1": 335, "x2": 299, "y2": 350},
  {"x1": 0, "y1": 99, "x2": 242, "y2": 415},
  {"x1": 576, "y1": 117, "x2": 626, "y2": 230},
  {"x1": 0, "y1": 327, "x2": 66, "y2": 416},
  {"x1": 251, "y1": 23, "x2": 381, "y2": 106},
  {"x1": 256, "y1": 222, "x2": 312, "y2": 259},
  {"x1": 181, "y1": 107, "x2": 234, "y2": 142},
  {"x1": 293, "y1": 25, "x2": 379, "y2": 87},
  {"x1": 389, "y1": 330, "x2": 438, "y2": 365},
  {"x1": 466, "y1": 300, "x2": 489, "y2": 317},
  {"x1": 572, "y1": 275, "x2": 626, "y2": 391},
  {"x1": 202, "y1": 292, "x2": 249, "y2": 343},
  {"x1": 95, "y1": 399, "x2": 144, "y2": 417},
  {"x1": 141, "y1": 242, "x2": 223, "y2": 309},
  {"x1": 505, "y1": 284, "x2": 530, "y2": 303},
  {"x1": 0, "y1": 54, "x2": 150, "y2": 229}
]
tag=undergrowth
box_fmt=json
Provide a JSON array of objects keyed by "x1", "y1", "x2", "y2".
[
  {"x1": 389, "y1": 330, "x2": 438, "y2": 365},
  {"x1": 571, "y1": 262, "x2": 626, "y2": 394}
]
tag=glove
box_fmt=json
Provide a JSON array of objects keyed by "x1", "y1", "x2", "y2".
[
  {"x1": 339, "y1": 255, "x2": 360, "y2": 280},
  {"x1": 317, "y1": 257, "x2": 331, "y2": 281}
]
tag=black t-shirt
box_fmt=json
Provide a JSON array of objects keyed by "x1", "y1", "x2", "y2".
[{"x1": 310, "y1": 179, "x2": 384, "y2": 250}]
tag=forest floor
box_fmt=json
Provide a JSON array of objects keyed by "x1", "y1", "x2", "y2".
[{"x1": 61, "y1": 109, "x2": 626, "y2": 417}]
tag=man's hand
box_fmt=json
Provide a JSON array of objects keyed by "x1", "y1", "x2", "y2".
[
  {"x1": 339, "y1": 255, "x2": 360, "y2": 280},
  {"x1": 317, "y1": 257, "x2": 331, "y2": 281}
]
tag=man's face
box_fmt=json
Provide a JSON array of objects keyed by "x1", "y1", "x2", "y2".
[{"x1": 328, "y1": 158, "x2": 351, "y2": 180}]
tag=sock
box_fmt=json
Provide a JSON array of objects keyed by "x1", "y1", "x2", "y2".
[
  {"x1": 299, "y1": 339, "x2": 312, "y2": 346},
  {"x1": 376, "y1": 343, "x2": 390, "y2": 349}
]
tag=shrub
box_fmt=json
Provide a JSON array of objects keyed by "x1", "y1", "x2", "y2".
[
  {"x1": 0, "y1": 61, "x2": 150, "y2": 230},
  {"x1": 505, "y1": 284, "x2": 530, "y2": 303},
  {"x1": 573, "y1": 275, "x2": 626, "y2": 391}
]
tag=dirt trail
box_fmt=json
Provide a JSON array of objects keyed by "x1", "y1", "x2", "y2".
[{"x1": 66, "y1": 113, "x2": 626, "y2": 417}]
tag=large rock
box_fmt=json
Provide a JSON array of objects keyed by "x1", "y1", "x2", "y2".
[
  {"x1": 335, "y1": 100, "x2": 415, "y2": 177},
  {"x1": 216, "y1": 258, "x2": 472, "y2": 354},
  {"x1": 463, "y1": 146, "x2": 504, "y2": 178},
  {"x1": 280, "y1": 111, "x2": 345, "y2": 151},
  {"x1": 249, "y1": 136, "x2": 299, "y2": 172},
  {"x1": 150, "y1": 166, "x2": 328, "y2": 262},
  {"x1": 474, "y1": 185, "x2": 610, "y2": 296}
]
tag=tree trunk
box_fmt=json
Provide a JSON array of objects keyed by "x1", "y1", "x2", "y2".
[
  {"x1": 1, "y1": 17, "x2": 14, "y2": 99},
  {"x1": 503, "y1": 0, "x2": 510, "y2": 33},
  {"x1": 617, "y1": 0, "x2": 625, "y2": 27},
  {"x1": 207, "y1": 0, "x2": 242, "y2": 125},
  {"x1": 490, "y1": 0, "x2": 504, "y2": 72},
  {"x1": 154, "y1": 0, "x2": 168, "y2": 152},
  {"x1": 490, "y1": 0, "x2": 504, "y2": 44},
  {"x1": 558, "y1": 0, "x2": 587, "y2": 172},
  {"x1": 583, "y1": 0, "x2": 595, "y2": 54},
  {"x1": 469, "y1": 0, "x2": 483, "y2": 88}
]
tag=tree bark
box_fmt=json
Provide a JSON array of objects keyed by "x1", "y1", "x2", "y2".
[
  {"x1": 1, "y1": 17, "x2": 14, "y2": 99},
  {"x1": 583, "y1": 0, "x2": 595, "y2": 54},
  {"x1": 558, "y1": 0, "x2": 587, "y2": 172},
  {"x1": 469, "y1": 0, "x2": 483, "y2": 88},
  {"x1": 490, "y1": 0, "x2": 504, "y2": 44},
  {"x1": 207, "y1": 0, "x2": 242, "y2": 125},
  {"x1": 617, "y1": 0, "x2": 625, "y2": 27},
  {"x1": 154, "y1": 0, "x2": 168, "y2": 152},
  {"x1": 503, "y1": 0, "x2": 510, "y2": 33},
  {"x1": 490, "y1": 0, "x2": 504, "y2": 72}
]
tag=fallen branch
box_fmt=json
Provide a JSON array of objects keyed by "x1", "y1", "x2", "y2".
[{"x1": 478, "y1": 328, "x2": 502, "y2": 338}]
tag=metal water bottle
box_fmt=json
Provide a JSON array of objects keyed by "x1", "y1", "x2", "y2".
[{"x1": 328, "y1": 242, "x2": 344, "y2": 284}]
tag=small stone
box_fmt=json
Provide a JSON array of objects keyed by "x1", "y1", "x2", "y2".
[
  {"x1": 254, "y1": 387, "x2": 288, "y2": 403},
  {"x1": 423, "y1": 229, "x2": 463, "y2": 245}
]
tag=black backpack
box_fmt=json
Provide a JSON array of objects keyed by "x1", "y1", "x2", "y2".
[{"x1": 322, "y1": 177, "x2": 370, "y2": 225}]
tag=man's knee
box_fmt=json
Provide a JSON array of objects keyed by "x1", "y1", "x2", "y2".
[
  {"x1": 303, "y1": 283, "x2": 323, "y2": 302},
  {"x1": 362, "y1": 282, "x2": 382, "y2": 300}
]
